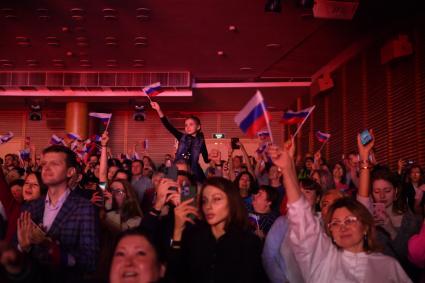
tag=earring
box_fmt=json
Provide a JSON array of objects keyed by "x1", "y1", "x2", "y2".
[{"x1": 363, "y1": 233, "x2": 369, "y2": 250}]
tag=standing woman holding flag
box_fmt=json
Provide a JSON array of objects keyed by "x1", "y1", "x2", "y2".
[{"x1": 151, "y1": 101, "x2": 209, "y2": 183}]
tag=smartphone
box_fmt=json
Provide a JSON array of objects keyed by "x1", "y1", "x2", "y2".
[
  {"x1": 372, "y1": 203, "x2": 385, "y2": 224},
  {"x1": 231, "y1": 137, "x2": 240, "y2": 150},
  {"x1": 181, "y1": 184, "x2": 197, "y2": 204},
  {"x1": 181, "y1": 183, "x2": 197, "y2": 219},
  {"x1": 360, "y1": 129, "x2": 373, "y2": 145},
  {"x1": 407, "y1": 160, "x2": 415, "y2": 165}
]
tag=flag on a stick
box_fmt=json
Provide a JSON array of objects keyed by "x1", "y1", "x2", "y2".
[
  {"x1": 234, "y1": 91, "x2": 272, "y2": 138},
  {"x1": 50, "y1": 134, "x2": 64, "y2": 145},
  {"x1": 316, "y1": 131, "x2": 331, "y2": 143},
  {"x1": 281, "y1": 106, "x2": 315, "y2": 125},
  {"x1": 143, "y1": 82, "x2": 163, "y2": 97},
  {"x1": 0, "y1": 132, "x2": 14, "y2": 144},
  {"x1": 89, "y1": 112, "x2": 112, "y2": 124}
]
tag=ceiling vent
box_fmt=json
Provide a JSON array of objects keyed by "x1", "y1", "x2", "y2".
[
  {"x1": 70, "y1": 8, "x2": 85, "y2": 21},
  {"x1": 136, "y1": 8, "x2": 151, "y2": 21},
  {"x1": 0, "y1": 71, "x2": 191, "y2": 88}
]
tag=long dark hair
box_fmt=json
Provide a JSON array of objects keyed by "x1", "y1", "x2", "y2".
[
  {"x1": 371, "y1": 166, "x2": 406, "y2": 215},
  {"x1": 26, "y1": 171, "x2": 48, "y2": 196},
  {"x1": 233, "y1": 171, "x2": 258, "y2": 195},
  {"x1": 110, "y1": 179, "x2": 142, "y2": 221},
  {"x1": 200, "y1": 177, "x2": 249, "y2": 231}
]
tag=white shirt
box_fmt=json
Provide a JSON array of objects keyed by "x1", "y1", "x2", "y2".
[{"x1": 287, "y1": 197, "x2": 412, "y2": 283}]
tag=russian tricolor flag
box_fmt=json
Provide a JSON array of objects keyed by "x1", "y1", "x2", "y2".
[
  {"x1": 0, "y1": 131, "x2": 14, "y2": 144},
  {"x1": 234, "y1": 91, "x2": 271, "y2": 138},
  {"x1": 316, "y1": 130, "x2": 331, "y2": 143},
  {"x1": 89, "y1": 112, "x2": 112, "y2": 124},
  {"x1": 281, "y1": 106, "x2": 315, "y2": 125},
  {"x1": 50, "y1": 134, "x2": 64, "y2": 145},
  {"x1": 143, "y1": 82, "x2": 163, "y2": 97},
  {"x1": 67, "y1": 132, "x2": 81, "y2": 140}
]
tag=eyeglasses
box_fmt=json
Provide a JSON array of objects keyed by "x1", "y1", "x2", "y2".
[
  {"x1": 327, "y1": 216, "x2": 358, "y2": 231},
  {"x1": 111, "y1": 189, "x2": 125, "y2": 196}
]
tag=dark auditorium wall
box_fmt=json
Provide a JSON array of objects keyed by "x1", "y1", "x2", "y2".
[{"x1": 291, "y1": 27, "x2": 425, "y2": 170}]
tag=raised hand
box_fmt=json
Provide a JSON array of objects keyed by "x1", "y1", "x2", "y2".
[
  {"x1": 17, "y1": 212, "x2": 32, "y2": 252},
  {"x1": 153, "y1": 178, "x2": 180, "y2": 210},
  {"x1": 268, "y1": 138, "x2": 295, "y2": 171},
  {"x1": 174, "y1": 198, "x2": 199, "y2": 231},
  {"x1": 101, "y1": 131, "x2": 109, "y2": 147},
  {"x1": 150, "y1": 101, "x2": 160, "y2": 111},
  {"x1": 357, "y1": 129, "x2": 375, "y2": 161}
]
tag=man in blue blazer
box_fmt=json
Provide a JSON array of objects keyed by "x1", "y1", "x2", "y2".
[{"x1": 17, "y1": 145, "x2": 100, "y2": 282}]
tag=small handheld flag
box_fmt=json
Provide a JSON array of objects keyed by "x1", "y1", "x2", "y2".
[
  {"x1": 143, "y1": 82, "x2": 163, "y2": 102},
  {"x1": 316, "y1": 131, "x2": 331, "y2": 143},
  {"x1": 283, "y1": 106, "x2": 316, "y2": 139},
  {"x1": 281, "y1": 106, "x2": 315, "y2": 125},
  {"x1": 0, "y1": 132, "x2": 14, "y2": 144},
  {"x1": 67, "y1": 132, "x2": 81, "y2": 141},
  {"x1": 234, "y1": 90, "x2": 273, "y2": 142},
  {"x1": 316, "y1": 130, "x2": 331, "y2": 151},
  {"x1": 50, "y1": 134, "x2": 65, "y2": 145},
  {"x1": 89, "y1": 112, "x2": 112, "y2": 132}
]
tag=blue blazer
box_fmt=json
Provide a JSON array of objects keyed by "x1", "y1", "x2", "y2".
[{"x1": 22, "y1": 190, "x2": 100, "y2": 273}]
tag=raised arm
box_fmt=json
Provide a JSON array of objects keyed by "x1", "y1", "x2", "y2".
[
  {"x1": 99, "y1": 132, "x2": 109, "y2": 183},
  {"x1": 357, "y1": 130, "x2": 375, "y2": 198},
  {"x1": 268, "y1": 140, "x2": 300, "y2": 203},
  {"x1": 151, "y1": 101, "x2": 183, "y2": 140}
]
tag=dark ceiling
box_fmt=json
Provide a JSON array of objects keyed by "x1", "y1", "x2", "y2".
[{"x1": 0, "y1": 0, "x2": 422, "y2": 110}]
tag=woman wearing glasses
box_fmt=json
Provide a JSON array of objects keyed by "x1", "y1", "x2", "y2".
[
  {"x1": 268, "y1": 140, "x2": 411, "y2": 282},
  {"x1": 104, "y1": 179, "x2": 143, "y2": 233}
]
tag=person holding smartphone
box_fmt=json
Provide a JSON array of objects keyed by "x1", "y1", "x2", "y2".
[
  {"x1": 267, "y1": 139, "x2": 411, "y2": 283},
  {"x1": 151, "y1": 102, "x2": 209, "y2": 183},
  {"x1": 356, "y1": 129, "x2": 422, "y2": 281},
  {"x1": 168, "y1": 177, "x2": 267, "y2": 283}
]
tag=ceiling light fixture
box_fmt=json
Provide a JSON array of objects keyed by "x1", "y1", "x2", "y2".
[{"x1": 265, "y1": 0, "x2": 281, "y2": 13}]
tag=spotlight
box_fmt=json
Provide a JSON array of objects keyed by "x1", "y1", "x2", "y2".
[
  {"x1": 265, "y1": 0, "x2": 281, "y2": 12},
  {"x1": 29, "y1": 104, "x2": 42, "y2": 121},
  {"x1": 133, "y1": 105, "x2": 146, "y2": 121}
]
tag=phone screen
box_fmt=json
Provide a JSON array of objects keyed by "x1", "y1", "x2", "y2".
[
  {"x1": 360, "y1": 129, "x2": 372, "y2": 145},
  {"x1": 372, "y1": 203, "x2": 385, "y2": 224},
  {"x1": 181, "y1": 185, "x2": 197, "y2": 203}
]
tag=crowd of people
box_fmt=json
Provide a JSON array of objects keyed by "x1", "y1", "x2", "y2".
[{"x1": 0, "y1": 104, "x2": 424, "y2": 283}]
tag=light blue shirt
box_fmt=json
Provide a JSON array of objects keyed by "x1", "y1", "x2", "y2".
[{"x1": 43, "y1": 189, "x2": 70, "y2": 232}]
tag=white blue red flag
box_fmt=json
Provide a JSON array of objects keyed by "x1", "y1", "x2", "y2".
[
  {"x1": 316, "y1": 130, "x2": 331, "y2": 143},
  {"x1": 0, "y1": 132, "x2": 14, "y2": 144},
  {"x1": 234, "y1": 91, "x2": 271, "y2": 138},
  {"x1": 257, "y1": 131, "x2": 270, "y2": 138},
  {"x1": 143, "y1": 82, "x2": 163, "y2": 97},
  {"x1": 89, "y1": 112, "x2": 112, "y2": 124},
  {"x1": 67, "y1": 132, "x2": 81, "y2": 140},
  {"x1": 281, "y1": 106, "x2": 315, "y2": 125},
  {"x1": 50, "y1": 134, "x2": 64, "y2": 145}
]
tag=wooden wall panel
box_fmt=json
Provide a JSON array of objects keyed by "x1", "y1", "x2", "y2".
[{"x1": 295, "y1": 25, "x2": 425, "y2": 170}]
